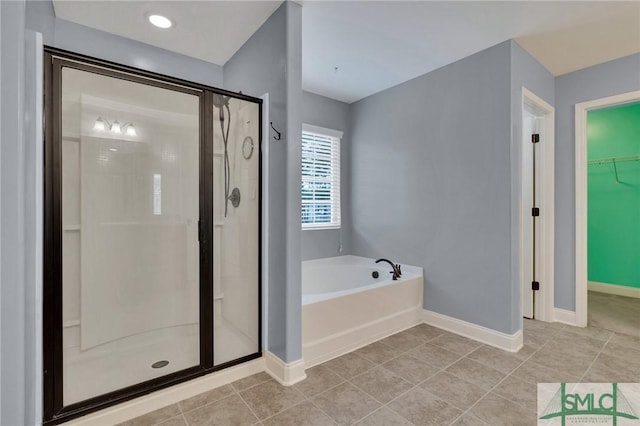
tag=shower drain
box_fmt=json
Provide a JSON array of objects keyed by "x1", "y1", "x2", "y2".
[{"x1": 151, "y1": 360, "x2": 170, "y2": 369}]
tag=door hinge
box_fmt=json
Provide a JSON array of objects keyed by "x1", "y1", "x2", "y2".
[
  {"x1": 532, "y1": 281, "x2": 540, "y2": 291},
  {"x1": 532, "y1": 207, "x2": 540, "y2": 216},
  {"x1": 532, "y1": 134, "x2": 540, "y2": 143},
  {"x1": 198, "y1": 220, "x2": 202, "y2": 242}
]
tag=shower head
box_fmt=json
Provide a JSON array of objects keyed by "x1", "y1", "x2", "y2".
[
  {"x1": 212, "y1": 94, "x2": 230, "y2": 109},
  {"x1": 212, "y1": 94, "x2": 230, "y2": 122}
]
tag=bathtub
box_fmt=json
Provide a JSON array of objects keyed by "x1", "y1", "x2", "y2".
[{"x1": 302, "y1": 255, "x2": 424, "y2": 367}]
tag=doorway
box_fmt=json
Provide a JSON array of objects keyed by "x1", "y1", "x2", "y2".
[
  {"x1": 43, "y1": 50, "x2": 262, "y2": 424},
  {"x1": 521, "y1": 88, "x2": 555, "y2": 322},
  {"x1": 575, "y1": 90, "x2": 640, "y2": 330}
]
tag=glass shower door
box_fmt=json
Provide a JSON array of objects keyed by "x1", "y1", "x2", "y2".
[
  {"x1": 60, "y1": 65, "x2": 201, "y2": 404},
  {"x1": 45, "y1": 52, "x2": 263, "y2": 423},
  {"x1": 212, "y1": 96, "x2": 261, "y2": 365}
]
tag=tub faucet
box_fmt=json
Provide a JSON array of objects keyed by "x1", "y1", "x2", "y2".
[{"x1": 375, "y1": 258, "x2": 402, "y2": 280}]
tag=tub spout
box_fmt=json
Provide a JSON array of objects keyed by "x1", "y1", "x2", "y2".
[{"x1": 375, "y1": 258, "x2": 402, "y2": 280}]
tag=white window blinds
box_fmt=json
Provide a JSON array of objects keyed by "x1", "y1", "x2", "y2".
[{"x1": 301, "y1": 125, "x2": 341, "y2": 229}]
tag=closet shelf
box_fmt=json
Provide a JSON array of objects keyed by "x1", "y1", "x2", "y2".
[
  {"x1": 588, "y1": 155, "x2": 640, "y2": 165},
  {"x1": 588, "y1": 155, "x2": 639, "y2": 184}
]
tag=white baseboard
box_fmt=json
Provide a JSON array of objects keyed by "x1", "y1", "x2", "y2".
[
  {"x1": 264, "y1": 351, "x2": 306, "y2": 386},
  {"x1": 422, "y1": 310, "x2": 523, "y2": 353},
  {"x1": 588, "y1": 281, "x2": 640, "y2": 299},
  {"x1": 554, "y1": 308, "x2": 578, "y2": 326},
  {"x1": 66, "y1": 358, "x2": 265, "y2": 426},
  {"x1": 303, "y1": 305, "x2": 423, "y2": 368}
]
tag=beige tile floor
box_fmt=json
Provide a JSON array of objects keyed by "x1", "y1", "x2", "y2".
[
  {"x1": 588, "y1": 290, "x2": 640, "y2": 337},
  {"x1": 120, "y1": 320, "x2": 640, "y2": 426}
]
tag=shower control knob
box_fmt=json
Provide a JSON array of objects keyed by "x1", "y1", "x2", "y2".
[{"x1": 229, "y1": 188, "x2": 241, "y2": 208}]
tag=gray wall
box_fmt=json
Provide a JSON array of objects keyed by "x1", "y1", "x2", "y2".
[
  {"x1": 1, "y1": 2, "x2": 41, "y2": 425},
  {"x1": 23, "y1": 29, "x2": 43, "y2": 426},
  {"x1": 554, "y1": 53, "x2": 640, "y2": 310},
  {"x1": 509, "y1": 41, "x2": 555, "y2": 330},
  {"x1": 1, "y1": 4, "x2": 4, "y2": 419},
  {"x1": 1, "y1": 2, "x2": 27, "y2": 424},
  {"x1": 350, "y1": 41, "x2": 517, "y2": 334},
  {"x1": 25, "y1": 0, "x2": 223, "y2": 87},
  {"x1": 1, "y1": 2, "x2": 26, "y2": 421},
  {"x1": 301, "y1": 91, "x2": 351, "y2": 260},
  {"x1": 224, "y1": 2, "x2": 303, "y2": 363},
  {"x1": 284, "y1": 2, "x2": 303, "y2": 363},
  {"x1": 349, "y1": 39, "x2": 639, "y2": 330}
]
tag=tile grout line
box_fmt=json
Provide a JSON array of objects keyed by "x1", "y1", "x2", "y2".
[
  {"x1": 351, "y1": 357, "x2": 483, "y2": 425},
  {"x1": 491, "y1": 325, "x2": 614, "y2": 411},
  {"x1": 319, "y1": 326, "x2": 434, "y2": 370},
  {"x1": 294, "y1": 378, "x2": 340, "y2": 425},
  {"x1": 177, "y1": 401, "x2": 189, "y2": 426},
  {"x1": 357, "y1": 356, "x2": 464, "y2": 424},
  {"x1": 140, "y1": 324, "x2": 545, "y2": 426},
  {"x1": 231, "y1": 375, "x2": 272, "y2": 393},
  {"x1": 320, "y1": 340, "x2": 507, "y2": 426},
  {"x1": 312, "y1": 333, "x2": 451, "y2": 425},
  {"x1": 147, "y1": 325, "x2": 553, "y2": 425},
  {"x1": 340, "y1": 332, "x2": 488, "y2": 424},
  {"x1": 233, "y1": 381, "x2": 265, "y2": 424},
  {"x1": 365, "y1": 329, "x2": 449, "y2": 362},
  {"x1": 353, "y1": 380, "x2": 423, "y2": 425},
  {"x1": 176, "y1": 386, "x2": 243, "y2": 418},
  {"x1": 449, "y1": 364, "x2": 535, "y2": 416},
  {"x1": 355, "y1": 340, "x2": 437, "y2": 368},
  {"x1": 444, "y1": 331, "x2": 552, "y2": 425},
  {"x1": 243, "y1": 385, "x2": 313, "y2": 424},
  {"x1": 381, "y1": 369, "x2": 471, "y2": 424},
  {"x1": 324, "y1": 339, "x2": 423, "y2": 385},
  {"x1": 284, "y1": 386, "x2": 315, "y2": 421},
  {"x1": 347, "y1": 372, "x2": 412, "y2": 411},
  {"x1": 144, "y1": 322, "x2": 637, "y2": 426},
  {"x1": 256, "y1": 378, "x2": 341, "y2": 425},
  {"x1": 305, "y1": 394, "x2": 340, "y2": 425},
  {"x1": 144, "y1": 325, "x2": 538, "y2": 425},
  {"x1": 377, "y1": 325, "x2": 472, "y2": 357},
  {"x1": 577, "y1": 331, "x2": 615, "y2": 384},
  {"x1": 307, "y1": 378, "x2": 379, "y2": 425},
  {"x1": 311, "y1": 369, "x2": 398, "y2": 424},
  {"x1": 350, "y1": 406, "x2": 391, "y2": 425}
]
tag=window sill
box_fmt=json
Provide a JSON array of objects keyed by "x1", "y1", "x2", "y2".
[{"x1": 302, "y1": 225, "x2": 341, "y2": 231}]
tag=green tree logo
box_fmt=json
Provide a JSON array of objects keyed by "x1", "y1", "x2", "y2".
[{"x1": 540, "y1": 383, "x2": 639, "y2": 425}]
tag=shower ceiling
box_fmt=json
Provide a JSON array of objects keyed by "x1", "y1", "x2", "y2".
[{"x1": 53, "y1": 1, "x2": 640, "y2": 104}]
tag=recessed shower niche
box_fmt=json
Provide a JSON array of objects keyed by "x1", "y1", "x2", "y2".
[{"x1": 44, "y1": 51, "x2": 261, "y2": 424}]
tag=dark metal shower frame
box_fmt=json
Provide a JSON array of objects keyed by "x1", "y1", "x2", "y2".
[{"x1": 43, "y1": 47, "x2": 263, "y2": 425}]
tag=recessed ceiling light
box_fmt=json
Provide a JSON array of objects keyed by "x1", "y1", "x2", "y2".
[{"x1": 148, "y1": 14, "x2": 173, "y2": 29}]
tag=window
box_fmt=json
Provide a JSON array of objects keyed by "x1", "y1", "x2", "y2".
[{"x1": 301, "y1": 124, "x2": 342, "y2": 229}]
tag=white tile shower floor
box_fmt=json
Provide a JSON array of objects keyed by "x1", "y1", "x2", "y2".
[{"x1": 64, "y1": 322, "x2": 256, "y2": 405}]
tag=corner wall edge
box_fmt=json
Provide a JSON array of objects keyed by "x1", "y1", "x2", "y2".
[{"x1": 264, "y1": 351, "x2": 306, "y2": 386}]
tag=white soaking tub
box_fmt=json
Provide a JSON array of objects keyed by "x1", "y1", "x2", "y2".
[{"x1": 302, "y1": 255, "x2": 423, "y2": 367}]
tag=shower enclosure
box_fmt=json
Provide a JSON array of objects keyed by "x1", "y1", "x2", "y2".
[{"x1": 43, "y1": 50, "x2": 261, "y2": 424}]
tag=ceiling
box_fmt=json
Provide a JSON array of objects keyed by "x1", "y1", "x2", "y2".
[
  {"x1": 53, "y1": 1, "x2": 640, "y2": 104},
  {"x1": 303, "y1": 1, "x2": 640, "y2": 103},
  {"x1": 53, "y1": 0, "x2": 283, "y2": 66}
]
